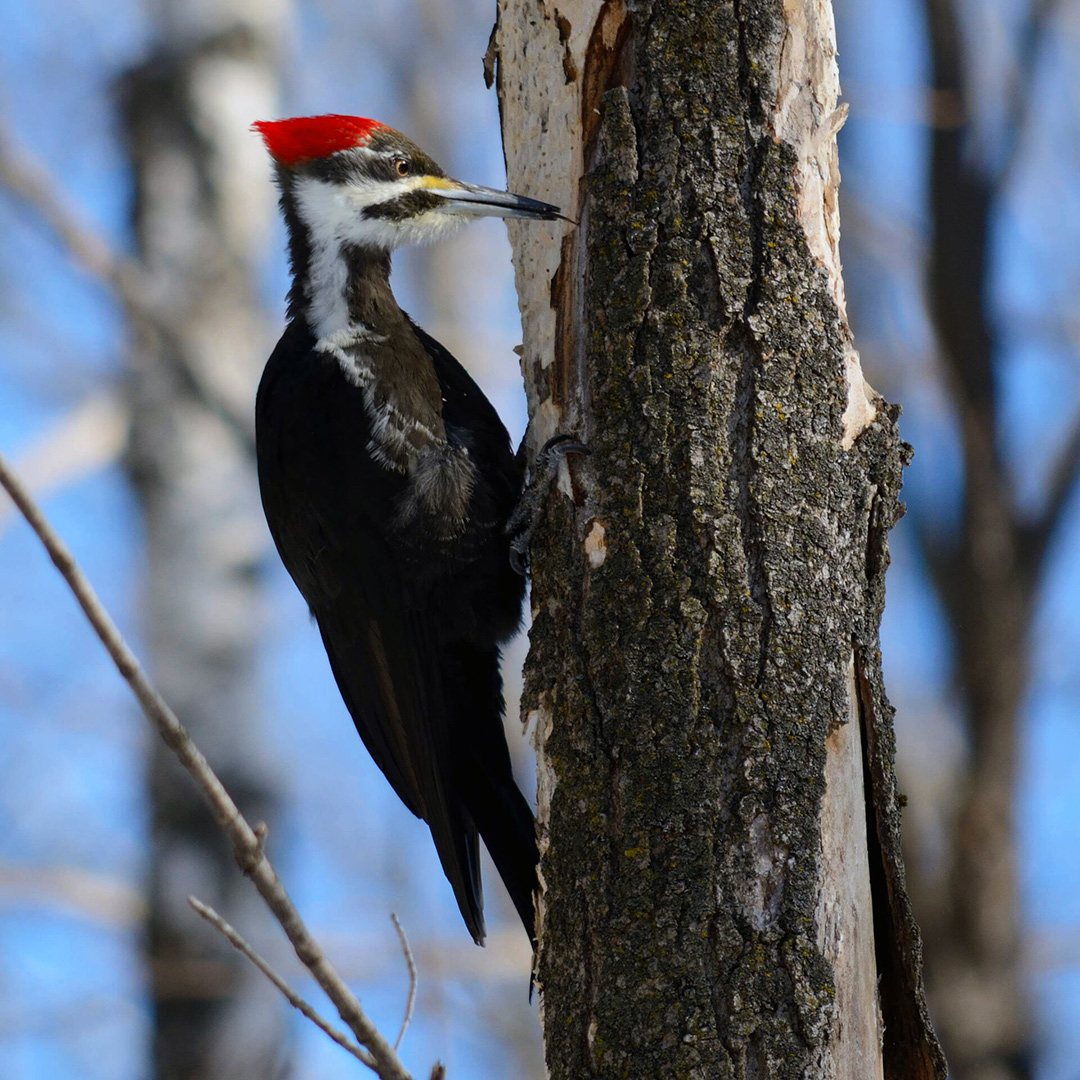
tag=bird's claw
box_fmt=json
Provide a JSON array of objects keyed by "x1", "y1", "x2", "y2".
[
  {"x1": 509, "y1": 544, "x2": 529, "y2": 577},
  {"x1": 538, "y1": 433, "x2": 590, "y2": 460},
  {"x1": 506, "y1": 434, "x2": 589, "y2": 577}
]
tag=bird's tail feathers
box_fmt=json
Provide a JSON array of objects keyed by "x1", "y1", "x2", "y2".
[
  {"x1": 458, "y1": 750, "x2": 539, "y2": 948},
  {"x1": 428, "y1": 808, "x2": 486, "y2": 945}
]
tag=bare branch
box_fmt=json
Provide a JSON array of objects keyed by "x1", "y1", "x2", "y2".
[
  {"x1": 1022, "y1": 404, "x2": 1080, "y2": 571},
  {"x1": 0, "y1": 449, "x2": 418, "y2": 1080},
  {"x1": 188, "y1": 896, "x2": 376, "y2": 1070},
  {"x1": 252, "y1": 820, "x2": 270, "y2": 864},
  {"x1": 391, "y1": 913, "x2": 418, "y2": 1051},
  {"x1": 0, "y1": 129, "x2": 145, "y2": 303},
  {"x1": 1045, "y1": 414, "x2": 1080, "y2": 528},
  {"x1": 141, "y1": 927, "x2": 532, "y2": 999},
  {"x1": 0, "y1": 126, "x2": 256, "y2": 453},
  {"x1": 1001, "y1": 0, "x2": 1066, "y2": 182}
]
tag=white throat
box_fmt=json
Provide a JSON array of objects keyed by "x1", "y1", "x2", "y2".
[
  {"x1": 294, "y1": 178, "x2": 357, "y2": 341},
  {"x1": 293, "y1": 173, "x2": 465, "y2": 340}
]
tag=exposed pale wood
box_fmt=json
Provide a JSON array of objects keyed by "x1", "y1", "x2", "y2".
[
  {"x1": 496, "y1": 0, "x2": 611, "y2": 449},
  {"x1": 817, "y1": 654, "x2": 884, "y2": 1080}
]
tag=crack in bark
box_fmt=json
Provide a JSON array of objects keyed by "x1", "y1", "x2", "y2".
[
  {"x1": 729, "y1": 321, "x2": 775, "y2": 690},
  {"x1": 729, "y1": 130, "x2": 776, "y2": 688}
]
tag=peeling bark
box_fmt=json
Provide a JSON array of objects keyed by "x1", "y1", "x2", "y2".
[{"x1": 492, "y1": 0, "x2": 946, "y2": 1076}]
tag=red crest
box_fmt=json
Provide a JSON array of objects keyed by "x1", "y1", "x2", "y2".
[{"x1": 252, "y1": 115, "x2": 386, "y2": 166}]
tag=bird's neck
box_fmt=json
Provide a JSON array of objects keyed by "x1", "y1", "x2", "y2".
[
  {"x1": 283, "y1": 189, "x2": 402, "y2": 346},
  {"x1": 280, "y1": 188, "x2": 449, "y2": 468}
]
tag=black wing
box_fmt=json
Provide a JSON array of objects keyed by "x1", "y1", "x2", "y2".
[{"x1": 255, "y1": 321, "x2": 486, "y2": 940}]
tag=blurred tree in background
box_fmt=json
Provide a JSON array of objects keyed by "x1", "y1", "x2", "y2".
[
  {"x1": 119, "y1": 0, "x2": 288, "y2": 1076},
  {"x1": 0, "y1": 0, "x2": 1078, "y2": 1078},
  {"x1": 837, "y1": 0, "x2": 1080, "y2": 1078}
]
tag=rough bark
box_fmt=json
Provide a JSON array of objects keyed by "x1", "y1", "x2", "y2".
[
  {"x1": 118, "y1": 4, "x2": 288, "y2": 1077},
  {"x1": 490, "y1": 1, "x2": 946, "y2": 1076}
]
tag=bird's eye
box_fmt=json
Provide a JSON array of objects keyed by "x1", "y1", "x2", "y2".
[{"x1": 395, "y1": 158, "x2": 410, "y2": 177}]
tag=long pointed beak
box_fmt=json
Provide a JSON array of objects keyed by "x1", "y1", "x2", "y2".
[{"x1": 433, "y1": 181, "x2": 566, "y2": 222}]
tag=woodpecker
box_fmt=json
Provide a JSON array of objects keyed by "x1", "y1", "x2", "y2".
[{"x1": 253, "y1": 114, "x2": 563, "y2": 946}]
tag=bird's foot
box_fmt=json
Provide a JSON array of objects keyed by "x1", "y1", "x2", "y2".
[{"x1": 506, "y1": 434, "x2": 589, "y2": 576}]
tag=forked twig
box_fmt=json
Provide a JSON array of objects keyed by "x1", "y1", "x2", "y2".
[
  {"x1": 391, "y1": 913, "x2": 418, "y2": 1051},
  {"x1": 188, "y1": 895, "x2": 375, "y2": 1068}
]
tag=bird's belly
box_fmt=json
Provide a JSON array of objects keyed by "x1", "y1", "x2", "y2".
[{"x1": 426, "y1": 560, "x2": 525, "y2": 647}]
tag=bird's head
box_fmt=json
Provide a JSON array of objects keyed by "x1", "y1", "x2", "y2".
[{"x1": 253, "y1": 114, "x2": 561, "y2": 253}]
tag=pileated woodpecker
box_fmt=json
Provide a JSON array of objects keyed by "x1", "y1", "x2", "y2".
[{"x1": 253, "y1": 114, "x2": 563, "y2": 946}]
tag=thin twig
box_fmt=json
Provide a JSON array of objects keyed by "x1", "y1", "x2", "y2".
[
  {"x1": 188, "y1": 896, "x2": 376, "y2": 1069},
  {"x1": 390, "y1": 913, "x2": 418, "y2": 1051},
  {"x1": 0, "y1": 449, "x2": 417, "y2": 1080}
]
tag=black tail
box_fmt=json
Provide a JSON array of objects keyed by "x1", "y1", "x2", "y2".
[
  {"x1": 460, "y1": 750, "x2": 539, "y2": 947},
  {"x1": 444, "y1": 644, "x2": 539, "y2": 946}
]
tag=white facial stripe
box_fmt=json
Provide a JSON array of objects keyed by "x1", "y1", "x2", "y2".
[
  {"x1": 294, "y1": 173, "x2": 459, "y2": 233},
  {"x1": 294, "y1": 177, "x2": 353, "y2": 339},
  {"x1": 343, "y1": 173, "x2": 426, "y2": 210},
  {"x1": 294, "y1": 175, "x2": 466, "y2": 338},
  {"x1": 350, "y1": 207, "x2": 466, "y2": 251}
]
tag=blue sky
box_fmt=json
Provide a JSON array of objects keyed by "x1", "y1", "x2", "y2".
[{"x1": 1, "y1": 0, "x2": 1078, "y2": 1076}]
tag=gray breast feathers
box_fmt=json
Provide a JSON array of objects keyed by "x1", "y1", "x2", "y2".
[
  {"x1": 318, "y1": 331, "x2": 443, "y2": 472},
  {"x1": 395, "y1": 442, "x2": 478, "y2": 539},
  {"x1": 316, "y1": 330, "x2": 475, "y2": 536}
]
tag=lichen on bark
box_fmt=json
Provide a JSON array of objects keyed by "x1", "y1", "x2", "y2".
[{"x1": 494, "y1": 1, "x2": 946, "y2": 1077}]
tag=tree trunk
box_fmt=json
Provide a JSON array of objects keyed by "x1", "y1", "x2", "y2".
[
  {"x1": 490, "y1": 1, "x2": 947, "y2": 1076},
  {"x1": 118, "y1": 6, "x2": 288, "y2": 1078}
]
